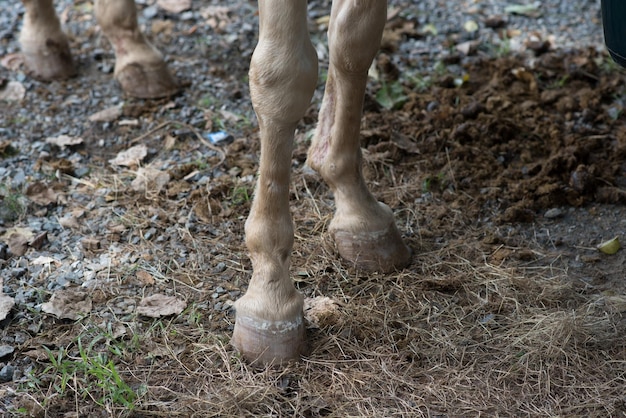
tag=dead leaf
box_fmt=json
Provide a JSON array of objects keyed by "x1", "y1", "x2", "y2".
[
  {"x1": 23, "y1": 348, "x2": 49, "y2": 361},
  {"x1": 391, "y1": 132, "x2": 420, "y2": 154},
  {"x1": 136, "y1": 270, "x2": 155, "y2": 286},
  {"x1": 0, "y1": 80, "x2": 25, "y2": 102},
  {"x1": 2, "y1": 227, "x2": 34, "y2": 256},
  {"x1": 31, "y1": 256, "x2": 56, "y2": 266},
  {"x1": 30, "y1": 232, "x2": 47, "y2": 249},
  {"x1": 5, "y1": 230, "x2": 30, "y2": 256},
  {"x1": 0, "y1": 53, "x2": 23, "y2": 71},
  {"x1": 151, "y1": 20, "x2": 174, "y2": 36},
  {"x1": 108, "y1": 144, "x2": 148, "y2": 167},
  {"x1": 59, "y1": 214, "x2": 81, "y2": 229},
  {"x1": 45, "y1": 135, "x2": 84, "y2": 149},
  {"x1": 41, "y1": 288, "x2": 92, "y2": 320},
  {"x1": 0, "y1": 294, "x2": 15, "y2": 321},
  {"x1": 82, "y1": 237, "x2": 100, "y2": 251},
  {"x1": 505, "y1": 3, "x2": 542, "y2": 18},
  {"x1": 25, "y1": 182, "x2": 58, "y2": 206},
  {"x1": 88, "y1": 105, "x2": 122, "y2": 122},
  {"x1": 157, "y1": 0, "x2": 191, "y2": 14},
  {"x1": 136, "y1": 294, "x2": 186, "y2": 317},
  {"x1": 131, "y1": 167, "x2": 171, "y2": 193},
  {"x1": 164, "y1": 134, "x2": 176, "y2": 150}
]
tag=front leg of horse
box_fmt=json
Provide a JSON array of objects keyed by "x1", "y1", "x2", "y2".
[{"x1": 231, "y1": 0, "x2": 317, "y2": 365}]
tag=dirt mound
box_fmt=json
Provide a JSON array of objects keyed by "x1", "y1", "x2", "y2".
[{"x1": 362, "y1": 48, "x2": 626, "y2": 225}]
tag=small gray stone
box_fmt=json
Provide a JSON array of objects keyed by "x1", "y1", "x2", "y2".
[
  {"x1": 0, "y1": 364, "x2": 15, "y2": 382},
  {"x1": 213, "y1": 262, "x2": 227, "y2": 273},
  {"x1": 0, "y1": 345, "x2": 14, "y2": 358},
  {"x1": 544, "y1": 208, "x2": 563, "y2": 219}
]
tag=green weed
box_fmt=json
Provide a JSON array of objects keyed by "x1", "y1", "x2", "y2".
[
  {"x1": 32, "y1": 335, "x2": 137, "y2": 411},
  {"x1": 0, "y1": 184, "x2": 25, "y2": 222},
  {"x1": 375, "y1": 80, "x2": 408, "y2": 110},
  {"x1": 231, "y1": 185, "x2": 251, "y2": 205}
]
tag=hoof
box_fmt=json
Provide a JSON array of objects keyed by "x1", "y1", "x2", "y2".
[
  {"x1": 232, "y1": 313, "x2": 305, "y2": 366},
  {"x1": 331, "y1": 204, "x2": 411, "y2": 273},
  {"x1": 21, "y1": 39, "x2": 76, "y2": 80},
  {"x1": 115, "y1": 60, "x2": 178, "y2": 99}
]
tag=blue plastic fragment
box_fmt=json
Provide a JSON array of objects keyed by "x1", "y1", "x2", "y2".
[{"x1": 204, "y1": 131, "x2": 234, "y2": 145}]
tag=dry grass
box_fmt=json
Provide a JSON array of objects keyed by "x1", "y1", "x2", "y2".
[{"x1": 11, "y1": 166, "x2": 622, "y2": 418}]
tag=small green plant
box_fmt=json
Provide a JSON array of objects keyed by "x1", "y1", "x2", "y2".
[
  {"x1": 231, "y1": 185, "x2": 251, "y2": 205},
  {"x1": 0, "y1": 185, "x2": 25, "y2": 222},
  {"x1": 548, "y1": 74, "x2": 569, "y2": 89},
  {"x1": 408, "y1": 73, "x2": 433, "y2": 92},
  {"x1": 422, "y1": 172, "x2": 447, "y2": 193},
  {"x1": 198, "y1": 95, "x2": 216, "y2": 108},
  {"x1": 35, "y1": 335, "x2": 137, "y2": 410},
  {"x1": 375, "y1": 80, "x2": 408, "y2": 110}
]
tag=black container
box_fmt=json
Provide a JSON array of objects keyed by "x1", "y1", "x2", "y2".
[{"x1": 602, "y1": 0, "x2": 626, "y2": 67}]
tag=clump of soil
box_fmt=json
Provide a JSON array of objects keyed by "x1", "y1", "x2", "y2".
[{"x1": 363, "y1": 47, "x2": 626, "y2": 225}]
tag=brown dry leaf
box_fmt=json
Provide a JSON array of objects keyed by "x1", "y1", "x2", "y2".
[
  {"x1": 30, "y1": 232, "x2": 47, "y2": 250},
  {"x1": 151, "y1": 19, "x2": 174, "y2": 36},
  {"x1": 82, "y1": 237, "x2": 100, "y2": 251},
  {"x1": 22, "y1": 348, "x2": 49, "y2": 361},
  {"x1": 304, "y1": 296, "x2": 343, "y2": 328},
  {"x1": 390, "y1": 132, "x2": 420, "y2": 154},
  {"x1": 164, "y1": 134, "x2": 177, "y2": 150},
  {"x1": 0, "y1": 80, "x2": 25, "y2": 102},
  {"x1": 45, "y1": 135, "x2": 84, "y2": 149},
  {"x1": 45, "y1": 158, "x2": 75, "y2": 175},
  {"x1": 131, "y1": 167, "x2": 171, "y2": 193},
  {"x1": 0, "y1": 293, "x2": 15, "y2": 321},
  {"x1": 41, "y1": 288, "x2": 92, "y2": 320},
  {"x1": 58, "y1": 213, "x2": 81, "y2": 229},
  {"x1": 0, "y1": 53, "x2": 23, "y2": 70},
  {"x1": 5, "y1": 232, "x2": 32, "y2": 257},
  {"x1": 157, "y1": 0, "x2": 191, "y2": 14},
  {"x1": 108, "y1": 144, "x2": 147, "y2": 167},
  {"x1": 25, "y1": 182, "x2": 58, "y2": 206},
  {"x1": 136, "y1": 270, "x2": 156, "y2": 286},
  {"x1": 3, "y1": 227, "x2": 33, "y2": 256},
  {"x1": 136, "y1": 294, "x2": 186, "y2": 317},
  {"x1": 88, "y1": 105, "x2": 122, "y2": 122}
]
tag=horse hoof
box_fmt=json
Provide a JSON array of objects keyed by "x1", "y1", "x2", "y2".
[
  {"x1": 115, "y1": 60, "x2": 178, "y2": 99},
  {"x1": 232, "y1": 313, "x2": 305, "y2": 366},
  {"x1": 22, "y1": 40, "x2": 76, "y2": 80},
  {"x1": 331, "y1": 203, "x2": 411, "y2": 273}
]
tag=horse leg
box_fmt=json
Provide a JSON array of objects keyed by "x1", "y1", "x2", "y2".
[
  {"x1": 95, "y1": 0, "x2": 178, "y2": 98},
  {"x1": 231, "y1": 0, "x2": 318, "y2": 365},
  {"x1": 20, "y1": 0, "x2": 76, "y2": 80},
  {"x1": 307, "y1": 0, "x2": 411, "y2": 272}
]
